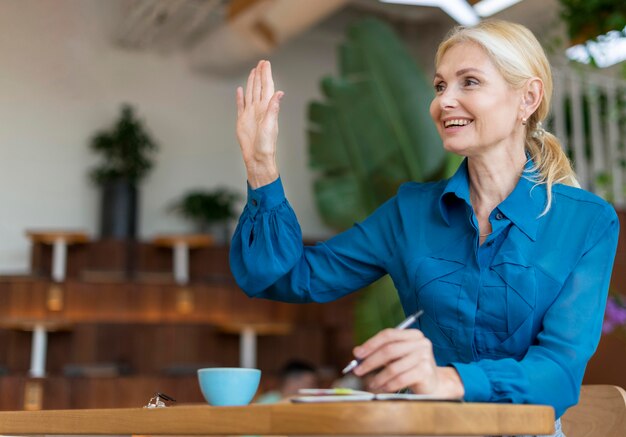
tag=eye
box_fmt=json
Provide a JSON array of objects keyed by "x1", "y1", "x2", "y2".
[
  {"x1": 463, "y1": 77, "x2": 479, "y2": 87},
  {"x1": 434, "y1": 81, "x2": 445, "y2": 93}
]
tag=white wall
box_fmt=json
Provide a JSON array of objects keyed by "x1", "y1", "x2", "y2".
[
  {"x1": 0, "y1": 0, "x2": 571, "y2": 274},
  {"x1": 0, "y1": 0, "x2": 347, "y2": 273}
]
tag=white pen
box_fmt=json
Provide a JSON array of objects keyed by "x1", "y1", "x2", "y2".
[{"x1": 342, "y1": 309, "x2": 424, "y2": 374}]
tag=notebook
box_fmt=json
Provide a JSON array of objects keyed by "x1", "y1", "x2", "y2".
[{"x1": 290, "y1": 388, "x2": 463, "y2": 403}]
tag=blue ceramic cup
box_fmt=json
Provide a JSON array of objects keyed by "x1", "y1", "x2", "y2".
[{"x1": 197, "y1": 367, "x2": 261, "y2": 406}]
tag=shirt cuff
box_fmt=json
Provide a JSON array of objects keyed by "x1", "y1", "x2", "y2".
[
  {"x1": 450, "y1": 362, "x2": 492, "y2": 402},
  {"x1": 246, "y1": 176, "x2": 285, "y2": 217}
]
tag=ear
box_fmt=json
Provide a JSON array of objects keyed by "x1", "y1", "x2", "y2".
[{"x1": 520, "y1": 77, "x2": 544, "y2": 120}]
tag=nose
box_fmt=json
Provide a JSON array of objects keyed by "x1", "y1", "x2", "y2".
[{"x1": 437, "y1": 88, "x2": 458, "y2": 110}]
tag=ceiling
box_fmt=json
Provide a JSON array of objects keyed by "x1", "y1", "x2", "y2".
[{"x1": 111, "y1": 0, "x2": 562, "y2": 74}]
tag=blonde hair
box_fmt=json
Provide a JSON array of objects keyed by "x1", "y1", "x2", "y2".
[{"x1": 435, "y1": 19, "x2": 579, "y2": 215}]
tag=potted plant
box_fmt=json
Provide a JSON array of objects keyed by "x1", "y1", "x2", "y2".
[
  {"x1": 559, "y1": 0, "x2": 626, "y2": 46},
  {"x1": 169, "y1": 188, "x2": 241, "y2": 244},
  {"x1": 89, "y1": 104, "x2": 158, "y2": 239},
  {"x1": 307, "y1": 18, "x2": 461, "y2": 343}
]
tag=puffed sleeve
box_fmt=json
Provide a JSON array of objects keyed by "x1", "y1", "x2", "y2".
[
  {"x1": 229, "y1": 177, "x2": 398, "y2": 303},
  {"x1": 451, "y1": 206, "x2": 619, "y2": 418}
]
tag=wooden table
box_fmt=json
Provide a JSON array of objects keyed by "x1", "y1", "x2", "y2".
[
  {"x1": 153, "y1": 234, "x2": 214, "y2": 285},
  {"x1": 25, "y1": 230, "x2": 89, "y2": 377},
  {"x1": 218, "y1": 321, "x2": 292, "y2": 369},
  {"x1": 0, "y1": 401, "x2": 555, "y2": 435},
  {"x1": 26, "y1": 230, "x2": 90, "y2": 283}
]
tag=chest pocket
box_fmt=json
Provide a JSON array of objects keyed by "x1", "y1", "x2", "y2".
[
  {"x1": 414, "y1": 257, "x2": 465, "y2": 333},
  {"x1": 479, "y1": 250, "x2": 537, "y2": 359}
]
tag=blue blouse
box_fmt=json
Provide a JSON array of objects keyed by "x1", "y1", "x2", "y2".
[{"x1": 230, "y1": 160, "x2": 619, "y2": 418}]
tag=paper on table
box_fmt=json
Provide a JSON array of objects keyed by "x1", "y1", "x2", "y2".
[
  {"x1": 291, "y1": 388, "x2": 463, "y2": 403},
  {"x1": 292, "y1": 388, "x2": 374, "y2": 403},
  {"x1": 374, "y1": 393, "x2": 462, "y2": 401}
]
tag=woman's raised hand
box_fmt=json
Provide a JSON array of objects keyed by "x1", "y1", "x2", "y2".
[
  {"x1": 236, "y1": 60, "x2": 284, "y2": 189},
  {"x1": 352, "y1": 328, "x2": 465, "y2": 399}
]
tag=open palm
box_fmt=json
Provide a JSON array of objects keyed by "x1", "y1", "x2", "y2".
[{"x1": 236, "y1": 60, "x2": 283, "y2": 188}]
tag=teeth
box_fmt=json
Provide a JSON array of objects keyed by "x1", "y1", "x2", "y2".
[{"x1": 444, "y1": 119, "x2": 471, "y2": 127}]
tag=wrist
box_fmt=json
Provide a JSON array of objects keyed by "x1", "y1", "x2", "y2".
[
  {"x1": 246, "y1": 161, "x2": 279, "y2": 189},
  {"x1": 436, "y1": 367, "x2": 465, "y2": 399}
]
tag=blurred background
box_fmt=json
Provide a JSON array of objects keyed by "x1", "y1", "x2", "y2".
[{"x1": 0, "y1": 0, "x2": 625, "y2": 410}]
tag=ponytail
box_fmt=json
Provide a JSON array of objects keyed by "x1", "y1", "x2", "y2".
[{"x1": 524, "y1": 119, "x2": 579, "y2": 216}]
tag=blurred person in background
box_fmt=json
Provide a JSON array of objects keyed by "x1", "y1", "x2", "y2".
[{"x1": 256, "y1": 360, "x2": 318, "y2": 403}]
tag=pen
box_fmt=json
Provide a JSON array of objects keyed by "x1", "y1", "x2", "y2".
[{"x1": 341, "y1": 309, "x2": 424, "y2": 375}]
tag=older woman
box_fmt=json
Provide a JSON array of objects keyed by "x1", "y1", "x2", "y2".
[{"x1": 230, "y1": 19, "x2": 619, "y2": 435}]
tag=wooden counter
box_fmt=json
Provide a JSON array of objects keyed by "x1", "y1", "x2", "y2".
[{"x1": 0, "y1": 401, "x2": 555, "y2": 436}]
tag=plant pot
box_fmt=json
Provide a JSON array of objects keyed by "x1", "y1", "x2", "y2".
[{"x1": 99, "y1": 178, "x2": 138, "y2": 239}]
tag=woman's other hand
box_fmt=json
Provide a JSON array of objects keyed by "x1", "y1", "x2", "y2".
[
  {"x1": 352, "y1": 328, "x2": 464, "y2": 399},
  {"x1": 236, "y1": 60, "x2": 284, "y2": 189}
]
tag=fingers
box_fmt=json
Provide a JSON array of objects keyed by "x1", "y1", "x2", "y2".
[
  {"x1": 376, "y1": 360, "x2": 432, "y2": 393},
  {"x1": 368, "y1": 346, "x2": 433, "y2": 392},
  {"x1": 261, "y1": 61, "x2": 275, "y2": 102},
  {"x1": 260, "y1": 91, "x2": 284, "y2": 129},
  {"x1": 253, "y1": 60, "x2": 263, "y2": 102},
  {"x1": 241, "y1": 60, "x2": 275, "y2": 109},
  {"x1": 354, "y1": 329, "x2": 424, "y2": 360},
  {"x1": 271, "y1": 91, "x2": 285, "y2": 112},
  {"x1": 236, "y1": 87, "x2": 244, "y2": 117},
  {"x1": 245, "y1": 68, "x2": 254, "y2": 107},
  {"x1": 369, "y1": 352, "x2": 420, "y2": 392},
  {"x1": 353, "y1": 334, "x2": 419, "y2": 377},
  {"x1": 351, "y1": 329, "x2": 434, "y2": 394}
]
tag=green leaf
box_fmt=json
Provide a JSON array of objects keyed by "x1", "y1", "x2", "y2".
[
  {"x1": 314, "y1": 176, "x2": 368, "y2": 229},
  {"x1": 168, "y1": 188, "x2": 242, "y2": 229},
  {"x1": 89, "y1": 104, "x2": 158, "y2": 186},
  {"x1": 307, "y1": 18, "x2": 457, "y2": 344},
  {"x1": 353, "y1": 275, "x2": 405, "y2": 344}
]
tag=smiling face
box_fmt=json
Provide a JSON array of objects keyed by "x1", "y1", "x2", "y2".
[{"x1": 430, "y1": 41, "x2": 526, "y2": 158}]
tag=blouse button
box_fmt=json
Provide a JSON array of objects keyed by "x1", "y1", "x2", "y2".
[
  {"x1": 251, "y1": 199, "x2": 258, "y2": 206},
  {"x1": 495, "y1": 212, "x2": 504, "y2": 220}
]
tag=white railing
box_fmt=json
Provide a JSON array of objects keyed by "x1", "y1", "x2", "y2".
[{"x1": 551, "y1": 67, "x2": 626, "y2": 207}]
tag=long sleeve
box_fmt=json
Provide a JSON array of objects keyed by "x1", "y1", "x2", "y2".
[
  {"x1": 451, "y1": 207, "x2": 619, "y2": 418},
  {"x1": 229, "y1": 177, "x2": 398, "y2": 303}
]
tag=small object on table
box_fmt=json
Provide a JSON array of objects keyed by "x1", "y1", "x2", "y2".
[{"x1": 144, "y1": 392, "x2": 176, "y2": 408}]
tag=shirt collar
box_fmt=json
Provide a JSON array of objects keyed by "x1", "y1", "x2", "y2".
[
  {"x1": 438, "y1": 158, "x2": 545, "y2": 241},
  {"x1": 438, "y1": 159, "x2": 471, "y2": 225}
]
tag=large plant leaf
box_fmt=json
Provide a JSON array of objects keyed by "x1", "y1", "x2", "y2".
[
  {"x1": 307, "y1": 18, "x2": 457, "y2": 343},
  {"x1": 309, "y1": 18, "x2": 447, "y2": 226},
  {"x1": 345, "y1": 22, "x2": 445, "y2": 181}
]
